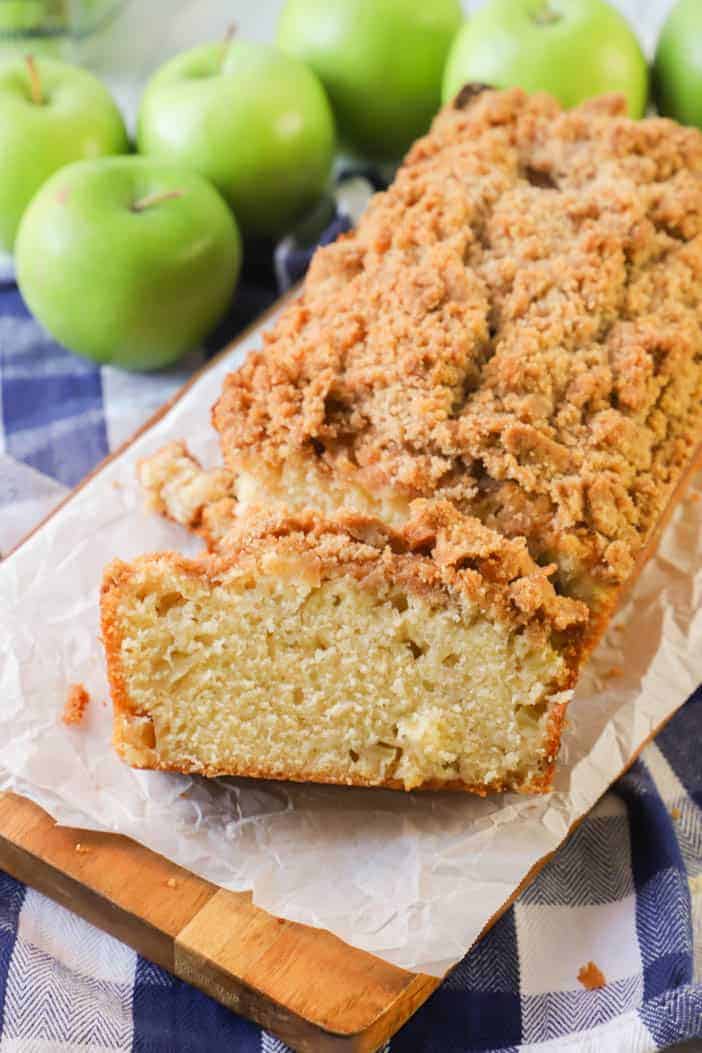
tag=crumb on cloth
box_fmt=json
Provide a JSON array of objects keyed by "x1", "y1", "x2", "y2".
[
  {"x1": 62, "y1": 683, "x2": 91, "y2": 726},
  {"x1": 671, "y1": 806, "x2": 681, "y2": 820},
  {"x1": 577, "y1": 962, "x2": 606, "y2": 990}
]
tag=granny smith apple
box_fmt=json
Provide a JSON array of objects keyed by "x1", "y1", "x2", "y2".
[
  {"x1": 278, "y1": 0, "x2": 462, "y2": 161},
  {"x1": 654, "y1": 0, "x2": 702, "y2": 128},
  {"x1": 0, "y1": 55, "x2": 128, "y2": 252},
  {"x1": 16, "y1": 157, "x2": 242, "y2": 371},
  {"x1": 0, "y1": 2, "x2": 44, "y2": 33},
  {"x1": 137, "y1": 40, "x2": 335, "y2": 240},
  {"x1": 442, "y1": 0, "x2": 648, "y2": 118}
]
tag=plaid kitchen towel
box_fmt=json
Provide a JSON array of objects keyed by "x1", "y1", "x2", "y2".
[{"x1": 0, "y1": 176, "x2": 701, "y2": 1053}]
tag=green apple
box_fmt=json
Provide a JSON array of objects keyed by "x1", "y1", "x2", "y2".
[
  {"x1": 137, "y1": 40, "x2": 335, "y2": 240},
  {"x1": 0, "y1": 2, "x2": 45, "y2": 33},
  {"x1": 0, "y1": 55, "x2": 128, "y2": 252},
  {"x1": 278, "y1": 0, "x2": 462, "y2": 161},
  {"x1": 16, "y1": 156, "x2": 242, "y2": 371},
  {"x1": 653, "y1": 0, "x2": 702, "y2": 128},
  {"x1": 442, "y1": 0, "x2": 648, "y2": 118}
]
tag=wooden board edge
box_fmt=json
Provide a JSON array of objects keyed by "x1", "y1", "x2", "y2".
[
  {"x1": 0, "y1": 790, "x2": 436, "y2": 1053},
  {"x1": 0, "y1": 791, "x2": 219, "y2": 972},
  {"x1": 175, "y1": 886, "x2": 436, "y2": 1042},
  {"x1": 174, "y1": 942, "x2": 438, "y2": 1053}
]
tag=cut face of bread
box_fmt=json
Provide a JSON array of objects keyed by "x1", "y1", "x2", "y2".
[
  {"x1": 234, "y1": 454, "x2": 413, "y2": 527},
  {"x1": 102, "y1": 506, "x2": 587, "y2": 792}
]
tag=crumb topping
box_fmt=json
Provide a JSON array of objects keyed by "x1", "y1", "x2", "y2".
[
  {"x1": 213, "y1": 88, "x2": 702, "y2": 596},
  {"x1": 215, "y1": 501, "x2": 588, "y2": 638}
]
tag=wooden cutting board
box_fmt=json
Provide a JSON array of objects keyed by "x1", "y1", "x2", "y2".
[{"x1": 0, "y1": 791, "x2": 439, "y2": 1052}]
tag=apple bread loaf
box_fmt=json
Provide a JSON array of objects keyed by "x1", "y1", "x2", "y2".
[{"x1": 104, "y1": 87, "x2": 702, "y2": 793}]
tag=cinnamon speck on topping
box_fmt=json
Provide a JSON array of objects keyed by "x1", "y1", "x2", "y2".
[
  {"x1": 62, "y1": 683, "x2": 91, "y2": 726},
  {"x1": 577, "y1": 961, "x2": 606, "y2": 989}
]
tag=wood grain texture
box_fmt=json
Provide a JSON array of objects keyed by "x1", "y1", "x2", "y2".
[{"x1": 0, "y1": 792, "x2": 438, "y2": 1052}]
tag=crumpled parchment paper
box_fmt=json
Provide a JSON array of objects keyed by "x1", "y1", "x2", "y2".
[{"x1": 1, "y1": 311, "x2": 701, "y2": 977}]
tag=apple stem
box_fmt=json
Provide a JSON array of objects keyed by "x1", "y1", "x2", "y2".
[
  {"x1": 221, "y1": 20, "x2": 237, "y2": 64},
  {"x1": 25, "y1": 55, "x2": 43, "y2": 106},
  {"x1": 532, "y1": 3, "x2": 561, "y2": 25},
  {"x1": 131, "y1": 189, "x2": 184, "y2": 212}
]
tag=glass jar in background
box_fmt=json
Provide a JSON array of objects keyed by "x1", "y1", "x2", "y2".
[
  {"x1": 0, "y1": 1, "x2": 284, "y2": 131},
  {"x1": 0, "y1": 0, "x2": 128, "y2": 63}
]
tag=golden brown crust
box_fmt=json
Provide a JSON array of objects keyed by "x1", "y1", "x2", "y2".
[
  {"x1": 213, "y1": 88, "x2": 702, "y2": 602},
  {"x1": 101, "y1": 560, "x2": 141, "y2": 743}
]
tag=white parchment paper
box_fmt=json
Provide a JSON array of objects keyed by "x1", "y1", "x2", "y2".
[{"x1": 1, "y1": 310, "x2": 701, "y2": 977}]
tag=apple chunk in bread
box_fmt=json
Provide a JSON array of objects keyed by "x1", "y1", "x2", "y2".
[{"x1": 101, "y1": 504, "x2": 587, "y2": 793}]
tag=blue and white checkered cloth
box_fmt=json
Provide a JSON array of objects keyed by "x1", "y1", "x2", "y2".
[{"x1": 0, "y1": 178, "x2": 701, "y2": 1053}]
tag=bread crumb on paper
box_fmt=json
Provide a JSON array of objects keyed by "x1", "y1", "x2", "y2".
[
  {"x1": 165, "y1": 877, "x2": 178, "y2": 889},
  {"x1": 577, "y1": 961, "x2": 606, "y2": 990},
  {"x1": 74, "y1": 842, "x2": 91, "y2": 854},
  {"x1": 62, "y1": 683, "x2": 91, "y2": 726}
]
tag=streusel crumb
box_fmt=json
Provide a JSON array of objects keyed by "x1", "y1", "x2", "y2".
[{"x1": 214, "y1": 88, "x2": 702, "y2": 604}]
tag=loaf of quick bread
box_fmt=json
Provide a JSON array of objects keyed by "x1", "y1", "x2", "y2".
[{"x1": 102, "y1": 87, "x2": 702, "y2": 793}]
